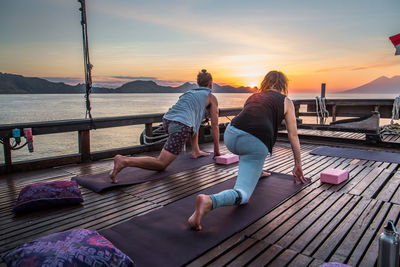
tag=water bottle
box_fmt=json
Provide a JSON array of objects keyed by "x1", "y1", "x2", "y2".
[
  {"x1": 378, "y1": 220, "x2": 399, "y2": 267},
  {"x1": 23, "y1": 128, "x2": 34, "y2": 153}
]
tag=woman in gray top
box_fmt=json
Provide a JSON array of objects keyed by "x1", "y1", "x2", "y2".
[{"x1": 110, "y1": 70, "x2": 220, "y2": 183}]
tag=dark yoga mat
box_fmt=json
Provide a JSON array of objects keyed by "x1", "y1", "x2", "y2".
[
  {"x1": 72, "y1": 153, "x2": 214, "y2": 192},
  {"x1": 310, "y1": 146, "x2": 400, "y2": 164},
  {"x1": 100, "y1": 172, "x2": 308, "y2": 267}
]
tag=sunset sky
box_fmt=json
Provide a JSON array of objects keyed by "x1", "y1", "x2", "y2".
[{"x1": 0, "y1": 0, "x2": 399, "y2": 92}]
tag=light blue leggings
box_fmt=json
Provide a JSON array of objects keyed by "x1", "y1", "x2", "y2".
[{"x1": 210, "y1": 124, "x2": 269, "y2": 209}]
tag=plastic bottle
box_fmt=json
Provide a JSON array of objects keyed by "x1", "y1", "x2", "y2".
[
  {"x1": 378, "y1": 220, "x2": 399, "y2": 267},
  {"x1": 23, "y1": 128, "x2": 34, "y2": 153}
]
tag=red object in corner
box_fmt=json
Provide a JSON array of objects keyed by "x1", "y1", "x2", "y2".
[
  {"x1": 389, "y1": 33, "x2": 400, "y2": 46},
  {"x1": 389, "y1": 33, "x2": 400, "y2": 55}
]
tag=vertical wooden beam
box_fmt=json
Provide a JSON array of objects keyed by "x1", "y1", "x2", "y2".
[
  {"x1": 294, "y1": 104, "x2": 300, "y2": 118},
  {"x1": 321, "y1": 83, "x2": 326, "y2": 98},
  {"x1": 332, "y1": 105, "x2": 337, "y2": 122},
  {"x1": 3, "y1": 137, "x2": 12, "y2": 172},
  {"x1": 78, "y1": 130, "x2": 91, "y2": 162},
  {"x1": 145, "y1": 123, "x2": 153, "y2": 144}
]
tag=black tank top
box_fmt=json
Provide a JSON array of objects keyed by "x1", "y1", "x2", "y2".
[{"x1": 231, "y1": 90, "x2": 286, "y2": 153}]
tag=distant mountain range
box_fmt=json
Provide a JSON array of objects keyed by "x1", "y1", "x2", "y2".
[
  {"x1": 0, "y1": 72, "x2": 399, "y2": 94},
  {"x1": 0, "y1": 73, "x2": 85, "y2": 94},
  {"x1": 0, "y1": 73, "x2": 254, "y2": 94},
  {"x1": 341, "y1": 75, "x2": 400, "y2": 94}
]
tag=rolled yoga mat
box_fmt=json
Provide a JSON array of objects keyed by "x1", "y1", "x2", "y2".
[
  {"x1": 100, "y1": 172, "x2": 308, "y2": 267},
  {"x1": 72, "y1": 153, "x2": 214, "y2": 192},
  {"x1": 310, "y1": 146, "x2": 400, "y2": 164}
]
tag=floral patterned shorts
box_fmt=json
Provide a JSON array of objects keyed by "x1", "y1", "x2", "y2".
[{"x1": 162, "y1": 118, "x2": 192, "y2": 155}]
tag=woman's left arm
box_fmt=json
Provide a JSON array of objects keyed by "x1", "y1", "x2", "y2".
[{"x1": 284, "y1": 97, "x2": 306, "y2": 183}]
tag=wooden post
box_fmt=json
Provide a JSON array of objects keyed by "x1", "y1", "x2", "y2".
[
  {"x1": 332, "y1": 105, "x2": 337, "y2": 122},
  {"x1": 3, "y1": 137, "x2": 12, "y2": 172},
  {"x1": 321, "y1": 83, "x2": 326, "y2": 98},
  {"x1": 78, "y1": 130, "x2": 91, "y2": 162},
  {"x1": 145, "y1": 123, "x2": 153, "y2": 144},
  {"x1": 294, "y1": 104, "x2": 300, "y2": 118}
]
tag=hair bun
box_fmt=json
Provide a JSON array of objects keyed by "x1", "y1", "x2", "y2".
[{"x1": 201, "y1": 69, "x2": 207, "y2": 73}]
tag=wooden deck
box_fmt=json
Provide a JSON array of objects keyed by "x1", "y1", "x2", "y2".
[
  {"x1": 1, "y1": 137, "x2": 400, "y2": 266},
  {"x1": 295, "y1": 129, "x2": 400, "y2": 144}
]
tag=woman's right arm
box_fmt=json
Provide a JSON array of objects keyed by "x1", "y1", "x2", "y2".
[
  {"x1": 284, "y1": 97, "x2": 306, "y2": 183},
  {"x1": 208, "y1": 93, "x2": 221, "y2": 157}
]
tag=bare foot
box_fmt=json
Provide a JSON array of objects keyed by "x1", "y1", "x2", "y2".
[
  {"x1": 260, "y1": 170, "x2": 271, "y2": 178},
  {"x1": 191, "y1": 150, "x2": 210, "y2": 159},
  {"x1": 109, "y1": 155, "x2": 126, "y2": 183},
  {"x1": 188, "y1": 194, "x2": 213, "y2": 231}
]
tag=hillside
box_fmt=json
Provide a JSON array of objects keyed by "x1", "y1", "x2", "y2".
[
  {"x1": 115, "y1": 80, "x2": 189, "y2": 93},
  {"x1": 0, "y1": 72, "x2": 254, "y2": 94},
  {"x1": 0, "y1": 73, "x2": 85, "y2": 94},
  {"x1": 341, "y1": 75, "x2": 400, "y2": 94}
]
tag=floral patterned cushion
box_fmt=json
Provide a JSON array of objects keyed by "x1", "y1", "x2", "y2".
[
  {"x1": 13, "y1": 180, "x2": 83, "y2": 213},
  {"x1": 2, "y1": 229, "x2": 135, "y2": 267}
]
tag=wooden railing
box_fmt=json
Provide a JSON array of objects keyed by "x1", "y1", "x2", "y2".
[
  {"x1": 292, "y1": 99, "x2": 394, "y2": 121},
  {"x1": 0, "y1": 99, "x2": 395, "y2": 174},
  {"x1": 0, "y1": 109, "x2": 242, "y2": 173}
]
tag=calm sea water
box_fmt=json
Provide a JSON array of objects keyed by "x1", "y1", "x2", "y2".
[{"x1": 0, "y1": 93, "x2": 397, "y2": 163}]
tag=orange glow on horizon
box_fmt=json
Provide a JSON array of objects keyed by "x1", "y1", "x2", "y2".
[{"x1": 12, "y1": 66, "x2": 398, "y2": 95}]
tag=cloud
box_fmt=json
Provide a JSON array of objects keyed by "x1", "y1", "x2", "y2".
[
  {"x1": 351, "y1": 61, "x2": 400, "y2": 70},
  {"x1": 92, "y1": 2, "x2": 298, "y2": 56},
  {"x1": 316, "y1": 60, "x2": 399, "y2": 73},
  {"x1": 315, "y1": 66, "x2": 351, "y2": 73},
  {"x1": 41, "y1": 77, "x2": 83, "y2": 84},
  {"x1": 92, "y1": 78, "x2": 190, "y2": 88},
  {"x1": 41, "y1": 75, "x2": 191, "y2": 88},
  {"x1": 111, "y1": 76, "x2": 157, "y2": 80}
]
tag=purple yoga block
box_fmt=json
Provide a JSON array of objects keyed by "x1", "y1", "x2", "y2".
[
  {"x1": 320, "y1": 169, "x2": 349, "y2": 184},
  {"x1": 215, "y1": 154, "x2": 239, "y2": 165}
]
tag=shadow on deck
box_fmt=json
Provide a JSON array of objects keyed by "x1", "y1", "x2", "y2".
[{"x1": 1, "y1": 139, "x2": 400, "y2": 266}]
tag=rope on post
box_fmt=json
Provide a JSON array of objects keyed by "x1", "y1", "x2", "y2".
[
  {"x1": 78, "y1": 0, "x2": 93, "y2": 120},
  {"x1": 142, "y1": 125, "x2": 169, "y2": 145},
  {"x1": 381, "y1": 96, "x2": 400, "y2": 135},
  {"x1": 390, "y1": 96, "x2": 400, "y2": 124},
  {"x1": 315, "y1": 96, "x2": 329, "y2": 125}
]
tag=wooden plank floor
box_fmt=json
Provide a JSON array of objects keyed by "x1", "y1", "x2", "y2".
[
  {"x1": 1, "y1": 139, "x2": 399, "y2": 267},
  {"x1": 294, "y1": 129, "x2": 400, "y2": 144}
]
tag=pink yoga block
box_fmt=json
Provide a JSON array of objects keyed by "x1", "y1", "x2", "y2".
[
  {"x1": 215, "y1": 154, "x2": 239, "y2": 165},
  {"x1": 320, "y1": 169, "x2": 349, "y2": 184}
]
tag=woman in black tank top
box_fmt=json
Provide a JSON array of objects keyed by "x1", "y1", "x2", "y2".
[{"x1": 189, "y1": 71, "x2": 306, "y2": 231}]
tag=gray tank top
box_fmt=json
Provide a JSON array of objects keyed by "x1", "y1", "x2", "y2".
[{"x1": 163, "y1": 87, "x2": 211, "y2": 135}]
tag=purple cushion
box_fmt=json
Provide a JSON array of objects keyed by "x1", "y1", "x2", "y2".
[
  {"x1": 13, "y1": 180, "x2": 83, "y2": 213},
  {"x1": 2, "y1": 229, "x2": 135, "y2": 267}
]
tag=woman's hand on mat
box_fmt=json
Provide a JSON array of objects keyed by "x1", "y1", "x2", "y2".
[
  {"x1": 213, "y1": 150, "x2": 221, "y2": 158},
  {"x1": 260, "y1": 170, "x2": 271, "y2": 178},
  {"x1": 292, "y1": 165, "x2": 306, "y2": 183}
]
